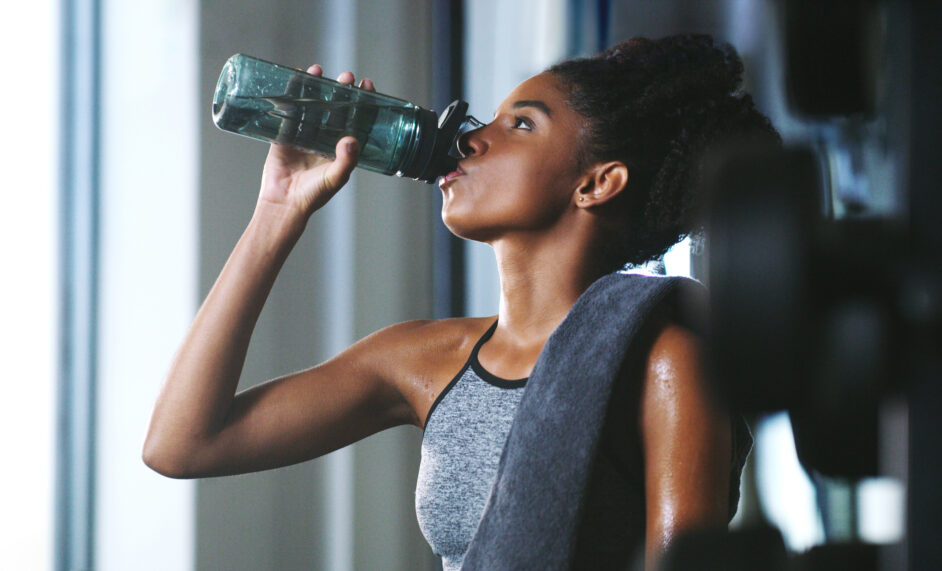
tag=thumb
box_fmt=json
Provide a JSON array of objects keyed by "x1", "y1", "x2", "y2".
[{"x1": 323, "y1": 136, "x2": 360, "y2": 190}]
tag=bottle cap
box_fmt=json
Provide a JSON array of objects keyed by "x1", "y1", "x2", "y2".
[{"x1": 401, "y1": 100, "x2": 478, "y2": 183}]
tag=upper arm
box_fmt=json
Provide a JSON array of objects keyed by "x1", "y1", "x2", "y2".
[
  {"x1": 181, "y1": 321, "x2": 424, "y2": 477},
  {"x1": 640, "y1": 321, "x2": 731, "y2": 566}
]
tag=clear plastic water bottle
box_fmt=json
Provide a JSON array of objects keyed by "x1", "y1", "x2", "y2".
[{"x1": 212, "y1": 54, "x2": 481, "y2": 183}]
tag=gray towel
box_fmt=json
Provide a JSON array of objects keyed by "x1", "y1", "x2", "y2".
[{"x1": 460, "y1": 272, "x2": 750, "y2": 569}]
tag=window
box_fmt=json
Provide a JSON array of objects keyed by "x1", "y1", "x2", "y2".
[{"x1": 0, "y1": 0, "x2": 60, "y2": 568}]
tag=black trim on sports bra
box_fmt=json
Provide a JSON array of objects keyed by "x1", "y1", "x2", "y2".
[
  {"x1": 469, "y1": 322, "x2": 529, "y2": 388},
  {"x1": 423, "y1": 320, "x2": 527, "y2": 429}
]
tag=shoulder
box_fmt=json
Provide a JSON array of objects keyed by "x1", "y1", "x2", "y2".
[
  {"x1": 355, "y1": 316, "x2": 495, "y2": 362},
  {"x1": 645, "y1": 321, "x2": 702, "y2": 381},
  {"x1": 319, "y1": 316, "x2": 495, "y2": 394},
  {"x1": 638, "y1": 317, "x2": 707, "y2": 410},
  {"x1": 640, "y1": 317, "x2": 725, "y2": 446},
  {"x1": 618, "y1": 274, "x2": 706, "y2": 380},
  {"x1": 350, "y1": 316, "x2": 497, "y2": 425}
]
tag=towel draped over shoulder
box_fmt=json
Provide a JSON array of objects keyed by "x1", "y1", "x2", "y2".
[{"x1": 460, "y1": 272, "x2": 752, "y2": 569}]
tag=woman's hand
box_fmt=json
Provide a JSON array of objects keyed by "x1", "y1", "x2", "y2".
[{"x1": 257, "y1": 65, "x2": 376, "y2": 219}]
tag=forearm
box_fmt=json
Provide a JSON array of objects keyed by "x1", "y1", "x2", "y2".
[{"x1": 143, "y1": 205, "x2": 306, "y2": 474}]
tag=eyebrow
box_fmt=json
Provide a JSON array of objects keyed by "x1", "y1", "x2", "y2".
[{"x1": 512, "y1": 99, "x2": 553, "y2": 118}]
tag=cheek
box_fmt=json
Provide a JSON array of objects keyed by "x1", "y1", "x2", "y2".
[
  {"x1": 447, "y1": 178, "x2": 568, "y2": 239},
  {"x1": 480, "y1": 151, "x2": 565, "y2": 201},
  {"x1": 441, "y1": 150, "x2": 578, "y2": 239},
  {"x1": 502, "y1": 157, "x2": 576, "y2": 215}
]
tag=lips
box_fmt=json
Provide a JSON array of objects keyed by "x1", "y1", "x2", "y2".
[{"x1": 439, "y1": 166, "x2": 465, "y2": 188}]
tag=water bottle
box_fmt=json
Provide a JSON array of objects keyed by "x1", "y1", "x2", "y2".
[{"x1": 212, "y1": 54, "x2": 482, "y2": 183}]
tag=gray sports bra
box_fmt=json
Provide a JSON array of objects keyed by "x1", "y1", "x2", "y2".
[{"x1": 414, "y1": 321, "x2": 527, "y2": 570}]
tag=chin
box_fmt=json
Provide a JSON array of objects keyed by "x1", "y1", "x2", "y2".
[
  {"x1": 441, "y1": 209, "x2": 498, "y2": 244},
  {"x1": 441, "y1": 213, "x2": 476, "y2": 241}
]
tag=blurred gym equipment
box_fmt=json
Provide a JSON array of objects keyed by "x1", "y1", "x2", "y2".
[{"x1": 672, "y1": 1, "x2": 941, "y2": 569}]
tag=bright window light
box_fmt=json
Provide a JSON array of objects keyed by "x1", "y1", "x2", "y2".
[
  {"x1": 0, "y1": 0, "x2": 59, "y2": 569},
  {"x1": 858, "y1": 477, "x2": 905, "y2": 544},
  {"x1": 663, "y1": 236, "x2": 693, "y2": 277},
  {"x1": 754, "y1": 412, "x2": 825, "y2": 552}
]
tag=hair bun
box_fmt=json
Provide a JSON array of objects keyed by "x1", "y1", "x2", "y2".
[{"x1": 549, "y1": 34, "x2": 779, "y2": 270}]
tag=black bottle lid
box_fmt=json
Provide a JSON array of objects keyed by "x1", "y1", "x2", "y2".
[{"x1": 399, "y1": 100, "x2": 471, "y2": 184}]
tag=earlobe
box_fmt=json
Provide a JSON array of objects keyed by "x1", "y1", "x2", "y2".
[{"x1": 575, "y1": 162, "x2": 629, "y2": 207}]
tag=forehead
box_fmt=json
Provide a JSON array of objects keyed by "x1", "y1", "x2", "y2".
[
  {"x1": 499, "y1": 72, "x2": 567, "y2": 111},
  {"x1": 498, "y1": 72, "x2": 582, "y2": 128}
]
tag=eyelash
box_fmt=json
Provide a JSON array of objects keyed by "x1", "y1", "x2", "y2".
[{"x1": 512, "y1": 116, "x2": 534, "y2": 131}]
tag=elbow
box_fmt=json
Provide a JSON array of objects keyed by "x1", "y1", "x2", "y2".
[{"x1": 142, "y1": 435, "x2": 199, "y2": 479}]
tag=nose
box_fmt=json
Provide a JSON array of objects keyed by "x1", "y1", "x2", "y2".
[
  {"x1": 451, "y1": 115, "x2": 485, "y2": 159},
  {"x1": 456, "y1": 131, "x2": 476, "y2": 158}
]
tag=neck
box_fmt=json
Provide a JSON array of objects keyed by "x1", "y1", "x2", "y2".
[{"x1": 490, "y1": 226, "x2": 607, "y2": 350}]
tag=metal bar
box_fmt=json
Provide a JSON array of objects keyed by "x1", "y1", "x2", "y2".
[
  {"x1": 907, "y1": 0, "x2": 942, "y2": 568},
  {"x1": 55, "y1": 0, "x2": 100, "y2": 568},
  {"x1": 432, "y1": 0, "x2": 466, "y2": 319}
]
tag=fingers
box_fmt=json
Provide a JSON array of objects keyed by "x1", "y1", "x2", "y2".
[
  {"x1": 321, "y1": 136, "x2": 360, "y2": 191},
  {"x1": 305, "y1": 64, "x2": 352, "y2": 84},
  {"x1": 304, "y1": 64, "x2": 374, "y2": 91}
]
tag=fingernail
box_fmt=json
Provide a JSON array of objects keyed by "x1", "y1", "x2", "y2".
[{"x1": 347, "y1": 140, "x2": 357, "y2": 153}]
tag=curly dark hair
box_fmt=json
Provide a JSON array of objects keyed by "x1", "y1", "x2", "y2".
[{"x1": 549, "y1": 34, "x2": 780, "y2": 269}]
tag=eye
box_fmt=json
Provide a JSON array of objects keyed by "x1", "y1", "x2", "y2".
[{"x1": 512, "y1": 116, "x2": 534, "y2": 131}]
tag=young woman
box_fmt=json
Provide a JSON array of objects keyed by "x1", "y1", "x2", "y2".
[{"x1": 144, "y1": 34, "x2": 778, "y2": 569}]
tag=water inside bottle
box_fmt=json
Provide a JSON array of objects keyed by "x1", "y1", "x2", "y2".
[{"x1": 213, "y1": 91, "x2": 420, "y2": 175}]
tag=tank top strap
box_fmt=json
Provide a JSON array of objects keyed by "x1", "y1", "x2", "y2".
[
  {"x1": 469, "y1": 320, "x2": 528, "y2": 386},
  {"x1": 468, "y1": 319, "x2": 499, "y2": 362},
  {"x1": 424, "y1": 320, "x2": 501, "y2": 429}
]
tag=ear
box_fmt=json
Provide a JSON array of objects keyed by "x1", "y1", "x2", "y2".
[{"x1": 574, "y1": 161, "x2": 629, "y2": 208}]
